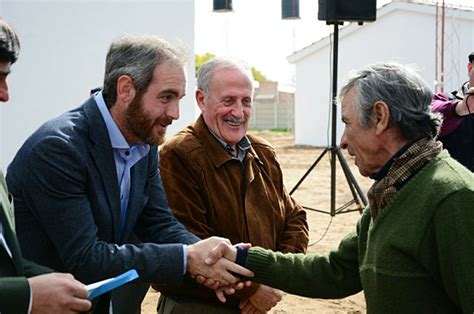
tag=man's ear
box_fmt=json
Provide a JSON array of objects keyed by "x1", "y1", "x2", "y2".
[
  {"x1": 117, "y1": 75, "x2": 136, "y2": 103},
  {"x1": 372, "y1": 101, "x2": 390, "y2": 135},
  {"x1": 196, "y1": 89, "x2": 206, "y2": 111}
]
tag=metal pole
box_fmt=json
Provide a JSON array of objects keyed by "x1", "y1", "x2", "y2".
[
  {"x1": 288, "y1": 22, "x2": 366, "y2": 217},
  {"x1": 441, "y1": 0, "x2": 445, "y2": 93},
  {"x1": 330, "y1": 23, "x2": 339, "y2": 216},
  {"x1": 435, "y1": 1, "x2": 439, "y2": 92}
]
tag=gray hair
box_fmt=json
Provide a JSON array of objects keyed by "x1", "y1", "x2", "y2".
[
  {"x1": 197, "y1": 56, "x2": 253, "y2": 96},
  {"x1": 102, "y1": 35, "x2": 186, "y2": 107},
  {"x1": 0, "y1": 18, "x2": 20, "y2": 64},
  {"x1": 339, "y1": 62, "x2": 442, "y2": 140}
]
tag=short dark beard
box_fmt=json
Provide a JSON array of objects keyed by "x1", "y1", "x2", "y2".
[{"x1": 125, "y1": 93, "x2": 171, "y2": 146}]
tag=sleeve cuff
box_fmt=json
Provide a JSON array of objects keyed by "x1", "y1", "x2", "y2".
[
  {"x1": 235, "y1": 246, "x2": 248, "y2": 267},
  {"x1": 28, "y1": 283, "x2": 32, "y2": 314},
  {"x1": 182, "y1": 245, "x2": 187, "y2": 275}
]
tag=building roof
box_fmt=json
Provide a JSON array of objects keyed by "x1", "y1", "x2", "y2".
[{"x1": 287, "y1": 0, "x2": 474, "y2": 64}]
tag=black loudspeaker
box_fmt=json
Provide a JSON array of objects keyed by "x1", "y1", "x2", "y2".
[
  {"x1": 213, "y1": 0, "x2": 233, "y2": 12},
  {"x1": 318, "y1": 0, "x2": 376, "y2": 23},
  {"x1": 282, "y1": 0, "x2": 300, "y2": 20}
]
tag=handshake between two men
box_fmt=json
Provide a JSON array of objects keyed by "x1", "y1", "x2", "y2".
[{"x1": 186, "y1": 237, "x2": 255, "y2": 302}]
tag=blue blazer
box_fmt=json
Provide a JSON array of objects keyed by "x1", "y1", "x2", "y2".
[
  {"x1": 6, "y1": 98, "x2": 199, "y2": 287},
  {"x1": 0, "y1": 172, "x2": 52, "y2": 314}
]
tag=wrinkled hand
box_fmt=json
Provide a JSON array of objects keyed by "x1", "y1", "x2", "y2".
[
  {"x1": 240, "y1": 284, "x2": 282, "y2": 313},
  {"x1": 195, "y1": 274, "x2": 253, "y2": 303},
  {"x1": 187, "y1": 237, "x2": 253, "y2": 288},
  {"x1": 201, "y1": 242, "x2": 254, "y2": 303},
  {"x1": 196, "y1": 275, "x2": 251, "y2": 292},
  {"x1": 212, "y1": 280, "x2": 254, "y2": 303},
  {"x1": 28, "y1": 273, "x2": 91, "y2": 314},
  {"x1": 205, "y1": 241, "x2": 240, "y2": 265}
]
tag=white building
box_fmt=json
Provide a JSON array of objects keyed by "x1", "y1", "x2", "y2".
[
  {"x1": 288, "y1": 1, "x2": 474, "y2": 146},
  {"x1": 249, "y1": 81, "x2": 295, "y2": 131},
  {"x1": 0, "y1": 0, "x2": 196, "y2": 170}
]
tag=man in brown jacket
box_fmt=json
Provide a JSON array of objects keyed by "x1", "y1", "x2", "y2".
[{"x1": 156, "y1": 57, "x2": 309, "y2": 313}]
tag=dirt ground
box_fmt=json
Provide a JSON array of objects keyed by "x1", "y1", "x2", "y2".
[{"x1": 142, "y1": 131, "x2": 372, "y2": 313}]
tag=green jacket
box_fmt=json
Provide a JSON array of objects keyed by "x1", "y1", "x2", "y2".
[
  {"x1": 0, "y1": 171, "x2": 52, "y2": 314},
  {"x1": 246, "y1": 151, "x2": 474, "y2": 313}
]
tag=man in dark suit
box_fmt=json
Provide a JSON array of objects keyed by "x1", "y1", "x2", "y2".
[
  {"x1": 6, "y1": 34, "x2": 251, "y2": 313},
  {"x1": 0, "y1": 18, "x2": 91, "y2": 314}
]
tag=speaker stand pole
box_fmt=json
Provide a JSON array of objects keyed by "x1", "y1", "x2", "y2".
[{"x1": 290, "y1": 22, "x2": 368, "y2": 216}]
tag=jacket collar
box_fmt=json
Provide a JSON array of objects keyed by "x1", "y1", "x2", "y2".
[
  {"x1": 193, "y1": 115, "x2": 262, "y2": 169},
  {"x1": 83, "y1": 98, "x2": 121, "y2": 241}
]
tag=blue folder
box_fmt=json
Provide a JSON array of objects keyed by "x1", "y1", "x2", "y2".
[{"x1": 86, "y1": 269, "x2": 139, "y2": 300}]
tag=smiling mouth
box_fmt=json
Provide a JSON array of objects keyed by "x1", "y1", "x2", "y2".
[
  {"x1": 224, "y1": 118, "x2": 244, "y2": 126},
  {"x1": 156, "y1": 118, "x2": 173, "y2": 129}
]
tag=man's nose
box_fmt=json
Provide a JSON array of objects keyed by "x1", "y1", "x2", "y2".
[
  {"x1": 340, "y1": 130, "x2": 348, "y2": 149},
  {"x1": 167, "y1": 100, "x2": 180, "y2": 120},
  {"x1": 232, "y1": 101, "x2": 244, "y2": 118}
]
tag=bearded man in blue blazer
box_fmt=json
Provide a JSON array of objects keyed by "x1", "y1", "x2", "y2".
[
  {"x1": 0, "y1": 18, "x2": 91, "y2": 314},
  {"x1": 6, "y1": 35, "x2": 251, "y2": 313}
]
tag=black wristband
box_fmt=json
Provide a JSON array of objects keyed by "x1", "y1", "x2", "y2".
[{"x1": 235, "y1": 246, "x2": 248, "y2": 267}]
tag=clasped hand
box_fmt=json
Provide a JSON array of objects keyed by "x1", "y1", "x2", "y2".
[
  {"x1": 187, "y1": 237, "x2": 252, "y2": 292},
  {"x1": 203, "y1": 242, "x2": 283, "y2": 312},
  {"x1": 188, "y1": 239, "x2": 255, "y2": 302}
]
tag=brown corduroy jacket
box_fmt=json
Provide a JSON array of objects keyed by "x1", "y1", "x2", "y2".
[{"x1": 154, "y1": 115, "x2": 309, "y2": 306}]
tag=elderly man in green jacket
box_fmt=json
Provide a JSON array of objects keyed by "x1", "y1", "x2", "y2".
[{"x1": 207, "y1": 62, "x2": 474, "y2": 313}]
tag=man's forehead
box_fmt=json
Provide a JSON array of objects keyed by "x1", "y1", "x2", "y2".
[
  {"x1": 342, "y1": 87, "x2": 357, "y2": 103},
  {"x1": 341, "y1": 95, "x2": 351, "y2": 106},
  {"x1": 213, "y1": 71, "x2": 252, "y2": 91},
  {"x1": 340, "y1": 89, "x2": 357, "y2": 118},
  {"x1": 153, "y1": 61, "x2": 186, "y2": 82}
]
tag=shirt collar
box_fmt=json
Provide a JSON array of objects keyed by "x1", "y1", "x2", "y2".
[
  {"x1": 207, "y1": 126, "x2": 251, "y2": 160},
  {"x1": 94, "y1": 91, "x2": 149, "y2": 153}
]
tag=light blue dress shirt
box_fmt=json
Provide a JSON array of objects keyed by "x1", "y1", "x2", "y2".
[{"x1": 94, "y1": 92, "x2": 150, "y2": 240}]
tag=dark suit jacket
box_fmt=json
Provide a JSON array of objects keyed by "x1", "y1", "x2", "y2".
[
  {"x1": 0, "y1": 171, "x2": 52, "y2": 314},
  {"x1": 6, "y1": 98, "x2": 199, "y2": 310}
]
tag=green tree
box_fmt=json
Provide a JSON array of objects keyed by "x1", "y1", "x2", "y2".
[
  {"x1": 251, "y1": 67, "x2": 267, "y2": 83},
  {"x1": 195, "y1": 53, "x2": 268, "y2": 82},
  {"x1": 195, "y1": 53, "x2": 215, "y2": 74}
]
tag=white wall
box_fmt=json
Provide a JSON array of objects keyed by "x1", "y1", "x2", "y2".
[
  {"x1": 294, "y1": 47, "x2": 332, "y2": 147},
  {"x1": 293, "y1": 3, "x2": 474, "y2": 146},
  {"x1": 0, "y1": 0, "x2": 196, "y2": 170}
]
